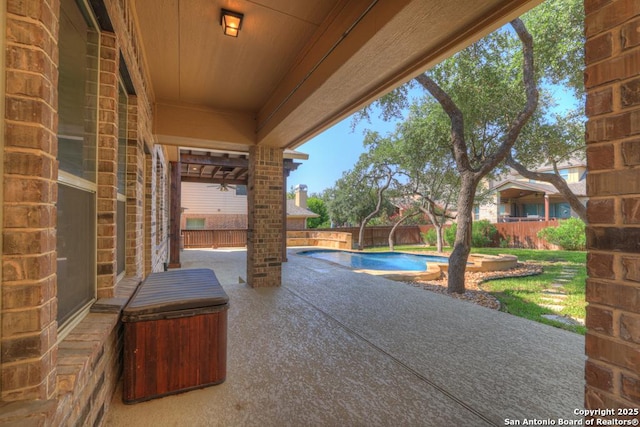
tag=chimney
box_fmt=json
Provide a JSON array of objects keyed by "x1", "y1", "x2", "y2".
[{"x1": 294, "y1": 184, "x2": 308, "y2": 209}]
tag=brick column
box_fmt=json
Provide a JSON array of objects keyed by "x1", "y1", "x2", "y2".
[
  {"x1": 584, "y1": 0, "x2": 640, "y2": 410},
  {"x1": 144, "y1": 152, "x2": 153, "y2": 276},
  {"x1": 96, "y1": 32, "x2": 119, "y2": 298},
  {"x1": 247, "y1": 146, "x2": 284, "y2": 287},
  {"x1": 168, "y1": 161, "x2": 181, "y2": 268},
  {"x1": 2, "y1": 0, "x2": 59, "y2": 401},
  {"x1": 125, "y1": 96, "x2": 144, "y2": 277}
]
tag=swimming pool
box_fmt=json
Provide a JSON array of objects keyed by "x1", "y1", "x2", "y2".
[{"x1": 299, "y1": 249, "x2": 450, "y2": 272}]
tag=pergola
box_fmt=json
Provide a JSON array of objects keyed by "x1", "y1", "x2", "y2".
[{"x1": 169, "y1": 148, "x2": 303, "y2": 267}]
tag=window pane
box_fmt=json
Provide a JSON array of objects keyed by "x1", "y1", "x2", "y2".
[
  {"x1": 117, "y1": 85, "x2": 127, "y2": 195},
  {"x1": 556, "y1": 202, "x2": 571, "y2": 219},
  {"x1": 57, "y1": 0, "x2": 97, "y2": 327},
  {"x1": 117, "y1": 200, "x2": 126, "y2": 275},
  {"x1": 186, "y1": 218, "x2": 205, "y2": 230},
  {"x1": 57, "y1": 184, "x2": 96, "y2": 325},
  {"x1": 58, "y1": 0, "x2": 98, "y2": 182}
]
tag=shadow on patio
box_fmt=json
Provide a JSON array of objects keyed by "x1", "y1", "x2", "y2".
[{"x1": 104, "y1": 248, "x2": 584, "y2": 427}]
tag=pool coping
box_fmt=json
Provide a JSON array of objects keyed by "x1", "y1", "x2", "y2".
[{"x1": 292, "y1": 248, "x2": 518, "y2": 282}]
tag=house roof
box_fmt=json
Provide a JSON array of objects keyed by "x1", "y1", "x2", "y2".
[
  {"x1": 286, "y1": 200, "x2": 320, "y2": 218},
  {"x1": 567, "y1": 180, "x2": 586, "y2": 197},
  {"x1": 491, "y1": 179, "x2": 587, "y2": 197}
]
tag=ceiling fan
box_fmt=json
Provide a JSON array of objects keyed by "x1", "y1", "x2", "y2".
[
  {"x1": 208, "y1": 173, "x2": 236, "y2": 192},
  {"x1": 208, "y1": 182, "x2": 236, "y2": 192}
]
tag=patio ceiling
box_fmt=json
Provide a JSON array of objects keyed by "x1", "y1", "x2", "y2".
[{"x1": 132, "y1": 0, "x2": 541, "y2": 157}]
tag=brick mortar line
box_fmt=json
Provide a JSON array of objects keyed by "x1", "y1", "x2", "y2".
[
  {"x1": 4, "y1": 67, "x2": 57, "y2": 82},
  {"x1": 4, "y1": 94, "x2": 57, "y2": 111},
  {"x1": 3, "y1": 119, "x2": 56, "y2": 129},
  {"x1": 587, "y1": 328, "x2": 639, "y2": 345},
  {"x1": 584, "y1": 384, "x2": 639, "y2": 409}
]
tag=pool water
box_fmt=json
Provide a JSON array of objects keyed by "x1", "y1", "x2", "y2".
[{"x1": 300, "y1": 250, "x2": 450, "y2": 271}]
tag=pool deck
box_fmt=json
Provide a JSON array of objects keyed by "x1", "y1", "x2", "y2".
[{"x1": 104, "y1": 248, "x2": 585, "y2": 427}]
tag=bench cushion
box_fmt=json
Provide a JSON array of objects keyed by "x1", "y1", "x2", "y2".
[{"x1": 122, "y1": 269, "x2": 228, "y2": 322}]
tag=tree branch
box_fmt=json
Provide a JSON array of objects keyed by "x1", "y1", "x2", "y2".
[
  {"x1": 414, "y1": 74, "x2": 471, "y2": 172},
  {"x1": 506, "y1": 153, "x2": 587, "y2": 222},
  {"x1": 476, "y1": 18, "x2": 539, "y2": 177},
  {"x1": 358, "y1": 166, "x2": 394, "y2": 249}
]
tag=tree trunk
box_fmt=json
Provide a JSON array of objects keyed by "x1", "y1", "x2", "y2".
[
  {"x1": 388, "y1": 210, "x2": 420, "y2": 250},
  {"x1": 358, "y1": 168, "x2": 393, "y2": 250},
  {"x1": 416, "y1": 18, "x2": 538, "y2": 294},
  {"x1": 419, "y1": 203, "x2": 445, "y2": 253},
  {"x1": 447, "y1": 174, "x2": 476, "y2": 294},
  {"x1": 357, "y1": 222, "x2": 366, "y2": 250},
  {"x1": 435, "y1": 224, "x2": 444, "y2": 253}
]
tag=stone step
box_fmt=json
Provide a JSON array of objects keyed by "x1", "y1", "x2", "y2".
[
  {"x1": 540, "y1": 297, "x2": 566, "y2": 304},
  {"x1": 543, "y1": 289, "x2": 566, "y2": 294},
  {"x1": 542, "y1": 314, "x2": 582, "y2": 326},
  {"x1": 540, "y1": 303, "x2": 565, "y2": 312},
  {"x1": 542, "y1": 291, "x2": 567, "y2": 298}
]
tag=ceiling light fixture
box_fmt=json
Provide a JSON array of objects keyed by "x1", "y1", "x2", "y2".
[{"x1": 221, "y1": 9, "x2": 243, "y2": 37}]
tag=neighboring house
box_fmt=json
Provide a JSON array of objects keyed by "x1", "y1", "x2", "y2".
[
  {"x1": 182, "y1": 182, "x2": 249, "y2": 229},
  {"x1": 477, "y1": 159, "x2": 587, "y2": 222},
  {"x1": 181, "y1": 183, "x2": 318, "y2": 230},
  {"x1": 287, "y1": 185, "x2": 320, "y2": 230}
]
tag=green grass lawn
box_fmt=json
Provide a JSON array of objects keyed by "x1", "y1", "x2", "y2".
[{"x1": 369, "y1": 245, "x2": 587, "y2": 334}]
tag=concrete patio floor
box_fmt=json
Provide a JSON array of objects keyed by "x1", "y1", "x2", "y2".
[{"x1": 104, "y1": 248, "x2": 585, "y2": 427}]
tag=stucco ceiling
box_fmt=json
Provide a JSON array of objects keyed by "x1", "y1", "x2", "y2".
[
  {"x1": 133, "y1": 0, "x2": 340, "y2": 111},
  {"x1": 132, "y1": 0, "x2": 541, "y2": 153}
]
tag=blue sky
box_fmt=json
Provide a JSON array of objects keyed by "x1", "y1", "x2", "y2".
[
  {"x1": 287, "y1": 114, "x2": 392, "y2": 196},
  {"x1": 288, "y1": 101, "x2": 406, "y2": 195}
]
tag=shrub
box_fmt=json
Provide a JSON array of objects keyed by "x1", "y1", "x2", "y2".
[
  {"x1": 472, "y1": 220, "x2": 498, "y2": 247},
  {"x1": 421, "y1": 228, "x2": 437, "y2": 246},
  {"x1": 442, "y1": 220, "x2": 497, "y2": 248},
  {"x1": 537, "y1": 218, "x2": 586, "y2": 250},
  {"x1": 444, "y1": 223, "x2": 457, "y2": 247}
]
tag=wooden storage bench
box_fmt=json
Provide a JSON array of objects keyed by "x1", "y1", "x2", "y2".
[{"x1": 122, "y1": 268, "x2": 229, "y2": 403}]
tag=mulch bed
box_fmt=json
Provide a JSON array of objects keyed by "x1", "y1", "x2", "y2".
[{"x1": 405, "y1": 263, "x2": 543, "y2": 310}]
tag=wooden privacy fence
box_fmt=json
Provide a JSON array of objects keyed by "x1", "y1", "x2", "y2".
[
  {"x1": 316, "y1": 226, "x2": 423, "y2": 248},
  {"x1": 494, "y1": 219, "x2": 559, "y2": 249},
  {"x1": 182, "y1": 229, "x2": 247, "y2": 248},
  {"x1": 181, "y1": 221, "x2": 561, "y2": 250},
  {"x1": 420, "y1": 220, "x2": 560, "y2": 250}
]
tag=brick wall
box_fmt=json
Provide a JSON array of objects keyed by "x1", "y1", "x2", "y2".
[
  {"x1": 1, "y1": 0, "x2": 168, "y2": 424},
  {"x1": 153, "y1": 146, "x2": 169, "y2": 272},
  {"x1": 2, "y1": 0, "x2": 59, "y2": 401},
  {"x1": 287, "y1": 217, "x2": 306, "y2": 230},
  {"x1": 247, "y1": 146, "x2": 283, "y2": 287},
  {"x1": 144, "y1": 147, "x2": 170, "y2": 274},
  {"x1": 584, "y1": 0, "x2": 640, "y2": 410},
  {"x1": 126, "y1": 96, "x2": 145, "y2": 277},
  {"x1": 145, "y1": 152, "x2": 154, "y2": 275},
  {"x1": 96, "y1": 32, "x2": 119, "y2": 299}
]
